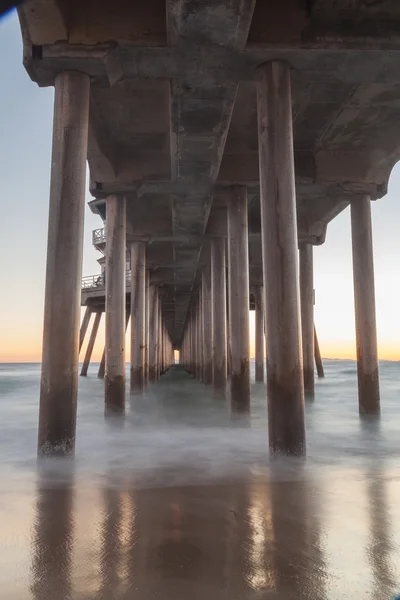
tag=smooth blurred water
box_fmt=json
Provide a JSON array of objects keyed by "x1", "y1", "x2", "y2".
[
  {"x1": 1, "y1": 361, "x2": 400, "y2": 600},
  {"x1": 1, "y1": 360, "x2": 400, "y2": 489}
]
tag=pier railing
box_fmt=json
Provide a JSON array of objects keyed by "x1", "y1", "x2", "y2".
[
  {"x1": 81, "y1": 271, "x2": 132, "y2": 291},
  {"x1": 92, "y1": 228, "x2": 106, "y2": 245}
]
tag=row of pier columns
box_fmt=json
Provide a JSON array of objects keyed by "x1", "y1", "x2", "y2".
[
  {"x1": 38, "y1": 62, "x2": 380, "y2": 457},
  {"x1": 103, "y1": 197, "x2": 174, "y2": 412}
]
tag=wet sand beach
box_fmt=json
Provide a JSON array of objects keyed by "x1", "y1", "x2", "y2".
[{"x1": 1, "y1": 363, "x2": 400, "y2": 599}]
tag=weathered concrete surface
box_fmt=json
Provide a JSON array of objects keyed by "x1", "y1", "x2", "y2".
[
  {"x1": 130, "y1": 242, "x2": 146, "y2": 392},
  {"x1": 228, "y1": 186, "x2": 250, "y2": 412},
  {"x1": 38, "y1": 70, "x2": 90, "y2": 457},
  {"x1": 254, "y1": 285, "x2": 264, "y2": 383},
  {"x1": 314, "y1": 325, "x2": 325, "y2": 379},
  {"x1": 105, "y1": 195, "x2": 126, "y2": 413},
  {"x1": 79, "y1": 306, "x2": 92, "y2": 352},
  {"x1": 211, "y1": 238, "x2": 227, "y2": 397},
  {"x1": 80, "y1": 312, "x2": 101, "y2": 376},
  {"x1": 144, "y1": 270, "x2": 150, "y2": 385},
  {"x1": 149, "y1": 285, "x2": 159, "y2": 381},
  {"x1": 299, "y1": 243, "x2": 315, "y2": 396},
  {"x1": 201, "y1": 265, "x2": 213, "y2": 385},
  {"x1": 257, "y1": 61, "x2": 305, "y2": 456},
  {"x1": 351, "y1": 195, "x2": 380, "y2": 415}
]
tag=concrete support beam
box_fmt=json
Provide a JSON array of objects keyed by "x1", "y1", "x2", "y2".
[
  {"x1": 144, "y1": 270, "x2": 150, "y2": 385},
  {"x1": 157, "y1": 298, "x2": 162, "y2": 379},
  {"x1": 211, "y1": 238, "x2": 227, "y2": 397},
  {"x1": 98, "y1": 349, "x2": 105, "y2": 378},
  {"x1": 38, "y1": 71, "x2": 90, "y2": 456},
  {"x1": 105, "y1": 195, "x2": 126, "y2": 413},
  {"x1": 80, "y1": 312, "x2": 101, "y2": 376},
  {"x1": 193, "y1": 302, "x2": 199, "y2": 380},
  {"x1": 149, "y1": 285, "x2": 159, "y2": 381},
  {"x1": 227, "y1": 186, "x2": 250, "y2": 411},
  {"x1": 202, "y1": 266, "x2": 213, "y2": 385},
  {"x1": 130, "y1": 242, "x2": 146, "y2": 392},
  {"x1": 314, "y1": 325, "x2": 325, "y2": 378},
  {"x1": 351, "y1": 196, "x2": 380, "y2": 415},
  {"x1": 79, "y1": 306, "x2": 92, "y2": 352},
  {"x1": 299, "y1": 243, "x2": 315, "y2": 396},
  {"x1": 254, "y1": 285, "x2": 265, "y2": 383},
  {"x1": 257, "y1": 60, "x2": 305, "y2": 455}
]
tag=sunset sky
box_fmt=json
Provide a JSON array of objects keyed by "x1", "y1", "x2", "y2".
[{"x1": 1, "y1": 11, "x2": 400, "y2": 363}]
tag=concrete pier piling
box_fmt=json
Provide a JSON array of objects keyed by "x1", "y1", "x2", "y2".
[
  {"x1": 254, "y1": 285, "x2": 265, "y2": 383},
  {"x1": 130, "y1": 242, "x2": 146, "y2": 392},
  {"x1": 314, "y1": 326, "x2": 325, "y2": 378},
  {"x1": 38, "y1": 71, "x2": 90, "y2": 456},
  {"x1": 198, "y1": 291, "x2": 204, "y2": 382},
  {"x1": 144, "y1": 270, "x2": 150, "y2": 385},
  {"x1": 211, "y1": 238, "x2": 227, "y2": 397},
  {"x1": 202, "y1": 265, "x2": 213, "y2": 385},
  {"x1": 257, "y1": 60, "x2": 305, "y2": 455},
  {"x1": 351, "y1": 196, "x2": 380, "y2": 415},
  {"x1": 157, "y1": 298, "x2": 162, "y2": 380},
  {"x1": 105, "y1": 195, "x2": 126, "y2": 413},
  {"x1": 79, "y1": 306, "x2": 92, "y2": 352},
  {"x1": 299, "y1": 243, "x2": 315, "y2": 396},
  {"x1": 81, "y1": 312, "x2": 102, "y2": 376},
  {"x1": 149, "y1": 285, "x2": 159, "y2": 381},
  {"x1": 98, "y1": 349, "x2": 106, "y2": 379},
  {"x1": 227, "y1": 186, "x2": 251, "y2": 411},
  {"x1": 193, "y1": 302, "x2": 199, "y2": 380}
]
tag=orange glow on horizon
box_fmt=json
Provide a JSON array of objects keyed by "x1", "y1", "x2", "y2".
[
  {"x1": 1, "y1": 335, "x2": 400, "y2": 363},
  {"x1": 1, "y1": 307, "x2": 399, "y2": 363}
]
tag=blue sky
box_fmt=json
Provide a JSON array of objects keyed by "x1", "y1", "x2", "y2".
[{"x1": 1, "y1": 10, "x2": 400, "y2": 361}]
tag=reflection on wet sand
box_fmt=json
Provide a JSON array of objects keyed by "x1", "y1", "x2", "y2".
[
  {"x1": 367, "y1": 470, "x2": 397, "y2": 599},
  {"x1": 19, "y1": 468, "x2": 400, "y2": 600},
  {"x1": 31, "y1": 477, "x2": 74, "y2": 600}
]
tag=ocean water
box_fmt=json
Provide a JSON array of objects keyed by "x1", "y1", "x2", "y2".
[
  {"x1": 1, "y1": 360, "x2": 400, "y2": 599},
  {"x1": 1, "y1": 359, "x2": 400, "y2": 487}
]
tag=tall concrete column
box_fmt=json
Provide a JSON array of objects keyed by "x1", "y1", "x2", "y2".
[
  {"x1": 226, "y1": 267, "x2": 231, "y2": 377},
  {"x1": 38, "y1": 71, "x2": 90, "y2": 456},
  {"x1": 130, "y1": 242, "x2": 146, "y2": 392},
  {"x1": 193, "y1": 309, "x2": 196, "y2": 377},
  {"x1": 351, "y1": 196, "x2": 380, "y2": 414},
  {"x1": 299, "y1": 243, "x2": 315, "y2": 395},
  {"x1": 105, "y1": 195, "x2": 126, "y2": 412},
  {"x1": 81, "y1": 312, "x2": 102, "y2": 376},
  {"x1": 160, "y1": 321, "x2": 165, "y2": 375},
  {"x1": 227, "y1": 186, "x2": 250, "y2": 410},
  {"x1": 202, "y1": 266, "x2": 213, "y2": 385},
  {"x1": 199, "y1": 291, "x2": 204, "y2": 381},
  {"x1": 257, "y1": 60, "x2": 305, "y2": 455},
  {"x1": 149, "y1": 285, "x2": 159, "y2": 381},
  {"x1": 79, "y1": 306, "x2": 92, "y2": 352},
  {"x1": 157, "y1": 298, "x2": 162, "y2": 379},
  {"x1": 144, "y1": 270, "x2": 150, "y2": 385},
  {"x1": 211, "y1": 238, "x2": 227, "y2": 396},
  {"x1": 254, "y1": 285, "x2": 265, "y2": 383}
]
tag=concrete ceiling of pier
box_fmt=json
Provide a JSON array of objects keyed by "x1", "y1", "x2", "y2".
[{"x1": 18, "y1": 0, "x2": 400, "y2": 345}]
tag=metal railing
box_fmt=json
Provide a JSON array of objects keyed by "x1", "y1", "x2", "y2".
[
  {"x1": 82, "y1": 270, "x2": 132, "y2": 291},
  {"x1": 82, "y1": 274, "x2": 104, "y2": 289},
  {"x1": 92, "y1": 228, "x2": 105, "y2": 245}
]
